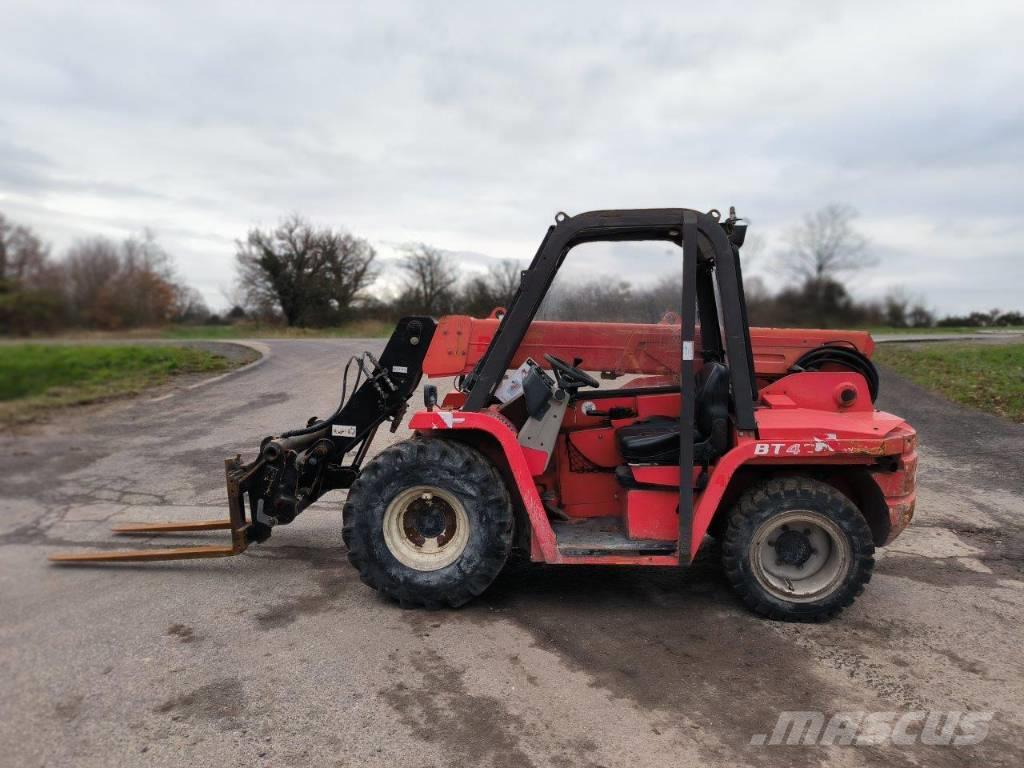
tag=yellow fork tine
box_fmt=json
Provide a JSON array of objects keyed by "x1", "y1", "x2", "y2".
[
  {"x1": 48, "y1": 545, "x2": 241, "y2": 563},
  {"x1": 48, "y1": 458, "x2": 258, "y2": 565},
  {"x1": 112, "y1": 519, "x2": 233, "y2": 534}
]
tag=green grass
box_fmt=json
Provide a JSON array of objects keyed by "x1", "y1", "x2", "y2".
[
  {"x1": 0, "y1": 344, "x2": 234, "y2": 425},
  {"x1": 0, "y1": 319, "x2": 396, "y2": 341},
  {"x1": 863, "y1": 326, "x2": 1024, "y2": 336},
  {"x1": 160, "y1": 319, "x2": 395, "y2": 339},
  {"x1": 874, "y1": 341, "x2": 1024, "y2": 422}
]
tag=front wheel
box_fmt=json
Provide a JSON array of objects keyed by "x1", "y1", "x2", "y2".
[
  {"x1": 722, "y1": 477, "x2": 875, "y2": 621},
  {"x1": 342, "y1": 438, "x2": 513, "y2": 608}
]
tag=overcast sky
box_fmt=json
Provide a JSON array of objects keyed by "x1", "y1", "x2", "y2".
[{"x1": 2, "y1": 1, "x2": 1022, "y2": 314}]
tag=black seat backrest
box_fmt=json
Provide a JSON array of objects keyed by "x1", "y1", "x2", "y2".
[{"x1": 695, "y1": 361, "x2": 730, "y2": 455}]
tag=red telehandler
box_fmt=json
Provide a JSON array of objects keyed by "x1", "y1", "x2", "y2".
[{"x1": 52, "y1": 208, "x2": 917, "y2": 621}]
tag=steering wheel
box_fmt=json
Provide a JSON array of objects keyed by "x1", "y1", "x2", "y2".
[{"x1": 543, "y1": 354, "x2": 600, "y2": 391}]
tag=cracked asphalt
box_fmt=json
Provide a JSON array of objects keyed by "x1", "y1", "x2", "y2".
[{"x1": 1, "y1": 338, "x2": 1022, "y2": 767}]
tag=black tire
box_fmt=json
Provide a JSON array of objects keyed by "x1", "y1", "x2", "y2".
[
  {"x1": 342, "y1": 438, "x2": 513, "y2": 608},
  {"x1": 722, "y1": 477, "x2": 875, "y2": 622}
]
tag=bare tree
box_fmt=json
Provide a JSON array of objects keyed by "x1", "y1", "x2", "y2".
[
  {"x1": 65, "y1": 237, "x2": 121, "y2": 323},
  {"x1": 537, "y1": 279, "x2": 635, "y2": 322},
  {"x1": 488, "y1": 259, "x2": 522, "y2": 304},
  {"x1": 0, "y1": 213, "x2": 66, "y2": 333},
  {"x1": 219, "y1": 281, "x2": 248, "y2": 314},
  {"x1": 397, "y1": 243, "x2": 458, "y2": 316},
  {"x1": 236, "y1": 216, "x2": 377, "y2": 326},
  {"x1": 172, "y1": 283, "x2": 210, "y2": 323},
  {"x1": 780, "y1": 204, "x2": 875, "y2": 282},
  {"x1": 882, "y1": 288, "x2": 912, "y2": 328},
  {"x1": 906, "y1": 304, "x2": 935, "y2": 328},
  {"x1": 116, "y1": 230, "x2": 178, "y2": 327},
  {"x1": 64, "y1": 232, "x2": 182, "y2": 328},
  {"x1": 459, "y1": 259, "x2": 523, "y2": 316},
  {"x1": 0, "y1": 212, "x2": 51, "y2": 287}
]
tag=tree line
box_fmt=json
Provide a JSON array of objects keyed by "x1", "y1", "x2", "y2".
[
  {"x1": 233, "y1": 215, "x2": 523, "y2": 326},
  {"x1": 0, "y1": 214, "x2": 207, "y2": 334},
  {"x1": 2, "y1": 206, "x2": 1020, "y2": 335}
]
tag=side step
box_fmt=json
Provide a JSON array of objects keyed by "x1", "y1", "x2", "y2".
[
  {"x1": 553, "y1": 517, "x2": 676, "y2": 557},
  {"x1": 49, "y1": 459, "x2": 260, "y2": 565}
]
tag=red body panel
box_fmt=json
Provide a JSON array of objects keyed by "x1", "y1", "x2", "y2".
[
  {"x1": 623, "y1": 490, "x2": 678, "y2": 540},
  {"x1": 869, "y1": 425, "x2": 918, "y2": 544},
  {"x1": 422, "y1": 315, "x2": 874, "y2": 379},
  {"x1": 410, "y1": 366, "x2": 916, "y2": 566},
  {"x1": 558, "y1": 434, "x2": 622, "y2": 518},
  {"x1": 565, "y1": 429, "x2": 620, "y2": 468}
]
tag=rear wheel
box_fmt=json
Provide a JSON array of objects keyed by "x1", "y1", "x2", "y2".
[
  {"x1": 343, "y1": 438, "x2": 513, "y2": 608},
  {"x1": 722, "y1": 477, "x2": 874, "y2": 621}
]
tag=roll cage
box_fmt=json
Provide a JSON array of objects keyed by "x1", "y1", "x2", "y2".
[{"x1": 459, "y1": 208, "x2": 759, "y2": 559}]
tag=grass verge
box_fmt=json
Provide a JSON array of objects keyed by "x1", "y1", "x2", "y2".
[
  {"x1": 864, "y1": 326, "x2": 1024, "y2": 336},
  {"x1": 0, "y1": 319, "x2": 396, "y2": 341},
  {"x1": 874, "y1": 341, "x2": 1024, "y2": 423},
  {"x1": 159, "y1": 319, "x2": 395, "y2": 339},
  {"x1": 0, "y1": 344, "x2": 235, "y2": 426}
]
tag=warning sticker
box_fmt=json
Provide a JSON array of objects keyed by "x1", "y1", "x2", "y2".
[{"x1": 332, "y1": 424, "x2": 358, "y2": 438}]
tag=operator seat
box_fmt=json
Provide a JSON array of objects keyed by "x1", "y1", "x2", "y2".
[{"x1": 615, "y1": 361, "x2": 731, "y2": 465}]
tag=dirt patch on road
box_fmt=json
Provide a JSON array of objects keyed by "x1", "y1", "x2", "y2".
[
  {"x1": 153, "y1": 677, "x2": 247, "y2": 729},
  {"x1": 166, "y1": 623, "x2": 198, "y2": 643},
  {"x1": 381, "y1": 643, "x2": 541, "y2": 768},
  {"x1": 251, "y1": 546, "x2": 353, "y2": 630},
  {"x1": 53, "y1": 694, "x2": 85, "y2": 722},
  {"x1": 472, "y1": 557, "x2": 1012, "y2": 767},
  {"x1": 475, "y1": 563, "x2": 835, "y2": 766}
]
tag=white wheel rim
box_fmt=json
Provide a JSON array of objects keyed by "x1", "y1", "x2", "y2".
[
  {"x1": 382, "y1": 485, "x2": 470, "y2": 572},
  {"x1": 749, "y1": 510, "x2": 851, "y2": 603}
]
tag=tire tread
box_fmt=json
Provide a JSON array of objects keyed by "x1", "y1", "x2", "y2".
[
  {"x1": 721, "y1": 476, "x2": 875, "y2": 622},
  {"x1": 342, "y1": 438, "x2": 513, "y2": 608}
]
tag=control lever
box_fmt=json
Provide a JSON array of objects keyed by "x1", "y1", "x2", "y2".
[{"x1": 581, "y1": 402, "x2": 636, "y2": 420}]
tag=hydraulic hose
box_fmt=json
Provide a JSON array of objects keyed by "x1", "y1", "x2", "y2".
[
  {"x1": 277, "y1": 354, "x2": 367, "y2": 439},
  {"x1": 790, "y1": 344, "x2": 880, "y2": 402}
]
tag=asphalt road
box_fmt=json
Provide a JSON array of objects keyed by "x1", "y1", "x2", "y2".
[{"x1": 1, "y1": 339, "x2": 1022, "y2": 767}]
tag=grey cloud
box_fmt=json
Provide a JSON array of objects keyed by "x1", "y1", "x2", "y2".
[
  {"x1": 0, "y1": 137, "x2": 52, "y2": 192},
  {"x1": 0, "y1": 1, "x2": 1021, "y2": 313}
]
